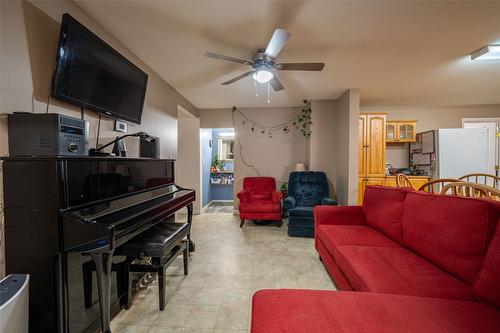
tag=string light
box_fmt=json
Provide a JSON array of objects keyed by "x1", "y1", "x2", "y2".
[{"x1": 232, "y1": 106, "x2": 306, "y2": 138}]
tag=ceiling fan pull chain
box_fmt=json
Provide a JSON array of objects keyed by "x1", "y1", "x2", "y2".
[{"x1": 267, "y1": 82, "x2": 270, "y2": 103}]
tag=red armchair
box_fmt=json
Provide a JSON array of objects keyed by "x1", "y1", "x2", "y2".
[{"x1": 237, "y1": 177, "x2": 283, "y2": 227}]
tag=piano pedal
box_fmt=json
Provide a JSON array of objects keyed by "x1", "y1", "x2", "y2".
[
  {"x1": 144, "y1": 273, "x2": 158, "y2": 284},
  {"x1": 137, "y1": 282, "x2": 149, "y2": 291},
  {"x1": 136, "y1": 272, "x2": 158, "y2": 291}
]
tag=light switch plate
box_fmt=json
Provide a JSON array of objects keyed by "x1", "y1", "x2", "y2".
[{"x1": 114, "y1": 120, "x2": 127, "y2": 133}]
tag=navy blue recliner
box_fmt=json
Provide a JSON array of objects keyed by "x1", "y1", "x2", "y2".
[{"x1": 284, "y1": 171, "x2": 337, "y2": 237}]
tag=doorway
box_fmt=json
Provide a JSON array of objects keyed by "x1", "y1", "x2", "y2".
[
  {"x1": 463, "y1": 118, "x2": 499, "y2": 177},
  {"x1": 200, "y1": 128, "x2": 235, "y2": 213}
]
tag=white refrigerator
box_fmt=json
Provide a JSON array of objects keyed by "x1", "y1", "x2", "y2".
[{"x1": 432, "y1": 128, "x2": 491, "y2": 179}]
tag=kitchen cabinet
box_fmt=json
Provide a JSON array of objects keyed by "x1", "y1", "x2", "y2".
[
  {"x1": 384, "y1": 176, "x2": 430, "y2": 190},
  {"x1": 386, "y1": 120, "x2": 417, "y2": 143},
  {"x1": 359, "y1": 113, "x2": 386, "y2": 204}
]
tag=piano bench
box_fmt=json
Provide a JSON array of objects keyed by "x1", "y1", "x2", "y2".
[{"x1": 122, "y1": 222, "x2": 190, "y2": 311}]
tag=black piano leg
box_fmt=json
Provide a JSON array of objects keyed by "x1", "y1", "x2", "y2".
[
  {"x1": 82, "y1": 260, "x2": 94, "y2": 309},
  {"x1": 90, "y1": 251, "x2": 114, "y2": 333},
  {"x1": 158, "y1": 263, "x2": 166, "y2": 311},
  {"x1": 187, "y1": 203, "x2": 195, "y2": 252},
  {"x1": 124, "y1": 258, "x2": 132, "y2": 310}
]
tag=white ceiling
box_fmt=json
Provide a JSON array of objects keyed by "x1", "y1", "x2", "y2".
[{"x1": 75, "y1": 0, "x2": 500, "y2": 109}]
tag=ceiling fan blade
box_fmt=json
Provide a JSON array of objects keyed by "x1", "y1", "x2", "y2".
[
  {"x1": 269, "y1": 75, "x2": 284, "y2": 91},
  {"x1": 264, "y1": 29, "x2": 291, "y2": 58},
  {"x1": 276, "y1": 63, "x2": 325, "y2": 71},
  {"x1": 204, "y1": 51, "x2": 252, "y2": 65},
  {"x1": 222, "y1": 71, "x2": 255, "y2": 85}
]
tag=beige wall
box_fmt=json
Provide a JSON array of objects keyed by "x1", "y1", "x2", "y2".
[
  {"x1": 335, "y1": 90, "x2": 360, "y2": 205},
  {"x1": 200, "y1": 95, "x2": 361, "y2": 208},
  {"x1": 309, "y1": 100, "x2": 338, "y2": 198},
  {"x1": 1, "y1": 0, "x2": 198, "y2": 157},
  {"x1": 177, "y1": 108, "x2": 201, "y2": 214},
  {"x1": 199, "y1": 107, "x2": 307, "y2": 209},
  {"x1": 308, "y1": 91, "x2": 360, "y2": 205},
  {"x1": 362, "y1": 105, "x2": 500, "y2": 168},
  {"x1": 0, "y1": 0, "x2": 198, "y2": 278},
  {"x1": 199, "y1": 108, "x2": 234, "y2": 129}
]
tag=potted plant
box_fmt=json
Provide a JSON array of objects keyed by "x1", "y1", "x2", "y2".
[
  {"x1": 211, "y1": 154, "x2": 224, "y2": 173},
  {"x1": 280, "y1": 181, "x2": 288, "y2": 198}
]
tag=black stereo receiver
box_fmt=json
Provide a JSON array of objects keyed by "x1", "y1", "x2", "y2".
[{"x1": 8, "y1": 113, "x2": 86, "y2": 156}]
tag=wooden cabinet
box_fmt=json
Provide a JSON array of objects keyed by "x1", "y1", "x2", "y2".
[
  {"x1": 386, "y1": 121, "x2": 417, "y2": 143},
  {"x1": 365, "y1": 114, "x2": 386, "y2": 177},
  {"x1": 358, "y1": 115, "x2": 366, "y2": 177},
  {"x1": 384, "y1": 176, "x2": 430, "y2": 190},
  {"x1": 359, "y1": 113, "x2": 386, "y2": 204},
  {"x1": 386, "y1": 122, "x2": 397, "y2": 142},
  {"x1": 358, "y1": 179, "x2": 364, "y2": 205}
]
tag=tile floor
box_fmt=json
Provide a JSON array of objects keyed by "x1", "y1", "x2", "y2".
[
  {"x1": 111, "y1": 213, "x2": 337, "y2": 332},
  {"x1": 202, "y1": 201, "x2": 234, "y2": 214}
]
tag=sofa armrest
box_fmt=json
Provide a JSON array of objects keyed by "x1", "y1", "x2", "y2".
[
  {"x1": 237, "y1": 189, "x2": 249, "y2": 203},
  {"x1": 314, "y1": 206, "x2": 366, "y2": 228},
  {"x1": 272, "y1": 191, "x2": 283, "y2": 204},
  {"x1": 321, "y1": 197, "x2": 337, "y2": 206},
  {"x1": 284, "y1": 196, "x2": 296, "y2": 210}
]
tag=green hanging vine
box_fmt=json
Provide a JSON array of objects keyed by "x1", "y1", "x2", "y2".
[{"x1": 293, "y1": 100, "x2": 312, "y2": 137}]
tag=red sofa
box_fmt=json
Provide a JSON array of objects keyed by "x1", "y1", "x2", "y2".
[
  {"x1": 237, "y1": 177, "x2": 283, "y2": 227},
  {"x1": 251, "y1": 186, "x2": 500, "y2": 332}
]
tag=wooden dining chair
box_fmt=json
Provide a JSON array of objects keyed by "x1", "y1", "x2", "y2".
[
  {"x1": 418, "y1": 178, "x2": 460, "y2": 194},
  {"x1": 396, "y1": 173, "x2": 414, "y2": 189},
  {"x1": 459, "y1": 173, "x2": 500, "y2": 189},
  {"x1": 440, "y1": 182, "x2": 500, "y2": 200}
]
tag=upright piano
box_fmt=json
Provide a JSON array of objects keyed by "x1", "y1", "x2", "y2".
[{"x1": 2, "y1": 157, "x2": 195, "y2": 333}]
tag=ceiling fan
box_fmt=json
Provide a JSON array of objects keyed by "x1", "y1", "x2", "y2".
[{"x1": 204, "y1": 29, "x2": 325, "y2": 91}]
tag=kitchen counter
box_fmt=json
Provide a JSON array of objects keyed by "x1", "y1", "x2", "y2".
[
  {"x1": 385, "y1": 175, "x2": 430, "y2": 179},
  {"x1": 384, "y1": 175, "x2": 430, "y2": 189}
]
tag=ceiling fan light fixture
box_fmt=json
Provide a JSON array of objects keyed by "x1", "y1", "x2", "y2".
[{"x1": 252, "y1": 70, "x2": 274, "y2": 83}]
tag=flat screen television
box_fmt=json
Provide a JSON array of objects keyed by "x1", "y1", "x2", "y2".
[{"x1": 51, "y1": 13, "x2": 148, "y2": 124}]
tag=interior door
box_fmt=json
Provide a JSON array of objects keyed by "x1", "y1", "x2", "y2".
[
  {"x1": 365, "y1": 114, "x2": 386, "y2": 177},
  {"x1": 463, "y1": 121, "x2": 497, "y2": 176}
]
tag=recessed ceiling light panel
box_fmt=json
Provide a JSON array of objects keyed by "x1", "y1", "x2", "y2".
[{"x1": 471, "y1": 44, "x2": 500, "y2": 60}]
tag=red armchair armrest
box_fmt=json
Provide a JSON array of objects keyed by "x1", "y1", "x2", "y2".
[
  {"x1": 314, "y1": 205, "x2": 366, "y2": 228},
  {"x1": 272, "y1": 191, "x2": 283, "y2": 204},
  {"x1": 237, "y1": 189, "x2": 249, "y2": 203}
]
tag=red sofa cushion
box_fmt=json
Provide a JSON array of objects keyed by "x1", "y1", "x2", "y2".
[
  {"x1": 251, "y1": 289, "x2": 500, "y2": 333},
  {"x1": 334, "y1": 245, "x2": 472, "y2": 300},
  {"x1": 314, "y1": 205, "x2": 366, "y2": 226},
  {"x1": 239, "y1": 200, "x2": 280, "y2": 214},
  {"x1": 474, "y1": 220, "x2": 500, "y2": 308},
  {"x1": 362, "y1": 186, "x2": 410, "y2": 243},
  {"x1": 317, "y1": 225, "x2": 400, "y2": 255},
  {"x1": 402, "y1": 192, "x2": 496, "y2": 284},
  {"x1": 316, "y1": 238, "x2": 354, "y2": 290}
]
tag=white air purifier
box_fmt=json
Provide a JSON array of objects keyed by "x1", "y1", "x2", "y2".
[{"x1": 0, "y1": 274, "x2": 29, "y2": 333}]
